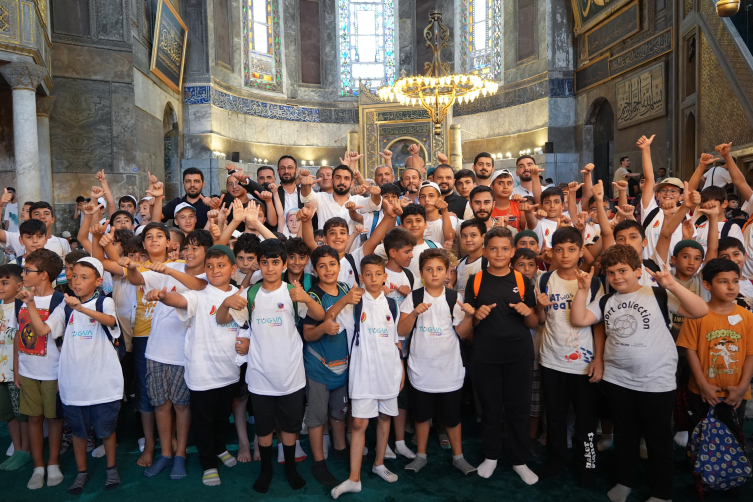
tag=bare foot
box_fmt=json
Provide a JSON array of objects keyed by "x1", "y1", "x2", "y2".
[
  {"x1": 238, "y1": 444, "x2": 252, "y2": 463},
  {"x1": 137, "y1": 448, "x2": 154, "y2": 467}
]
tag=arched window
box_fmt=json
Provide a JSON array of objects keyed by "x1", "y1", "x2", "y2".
[
  {"x1": 338, "y1": 0, "x2": 397, "y2": 96},
  {"x1": 243, "y1": 0, "x2": 283, "y2": 92},
  {"x1": 459, "y1": 0, "x2": 502, "y2": 81}
]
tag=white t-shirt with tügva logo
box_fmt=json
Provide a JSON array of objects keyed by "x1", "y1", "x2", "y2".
[
  {"x1": 231, "y1": 283, "x2": 308, "y2": 396},
  {"x1": 400, "y1": 288, "x2": 465, "y2": 393}
]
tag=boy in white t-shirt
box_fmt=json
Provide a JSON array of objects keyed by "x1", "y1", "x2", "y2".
[
  {"x1": 19, "y1": 257, "x2": 123, "y2": 495},
  {"x1": 331, "y1": 254, "x2": 404, "y2": 499},
  {"x1": 219, "y1": 239, "x2": 323, "y2": 493},
  {"x1": 417, "y1": 181, "x2": 457, "y2": 246},
  {"x1": 717, "y1": 237, "x2": 753, "y2": 300},
  {"x1": 456, "y1": 219, "x2": 486, "y2": 300},
  {"x1": 522, "y1": 187, "x2": 567, "y2": 249},
  {"x1": 130, "y1": 230, "x2": 212, "y2": 480},
  {"x1": 375, "y1": 203, "x2": 439, "y2": 279},
  {"x1": 570, "y1": 245, "x2": 708, "y2": 502},
  {"x1": 13, "y1": 249, "x2": 65, "y2": 490},
  {"x1": 397, "y1": 248, "x2": 476, "y2": 476},
  {"x1": 150, "y1": 245, "x2": 244, "y2": 487},
  {"x1": 534, "y1": 227, "x2": 603, "y2": 486}
]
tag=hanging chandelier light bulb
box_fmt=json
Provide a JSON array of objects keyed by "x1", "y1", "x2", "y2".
[{"x1": 377, "y1": 10, "x2": 498, "y2": 135}]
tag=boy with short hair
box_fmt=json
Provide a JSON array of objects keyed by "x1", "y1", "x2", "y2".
[
  {"x1": 417, "y1": 181, "x2": 456, "y2": 245},
  {"x1": 376, "y1": 203, "x2": 438, "y2": 278},
  {"x1": 489, "y1": 170, "x2": 523, "y2": 231},
  {"x1": 570, "y1": 245, "x2": 708, "y2": 502},
  {"x1": 534, "y1": 226, "x2": 604, "y2": 486},
  {"x1": 219, "y1": 240, "x2": 323, "y2": 493},
  {"x1": 456, "y1": 219, "x2": 486, "y2": 299},
  {"x1": 398, "y1": 248, "x2": 476, "y2": 476},
  {"x1": 4, "y1": 219, "x2": 49, "y2": 266},
  {"x1": 18, "y1": 257, "x2": 123, "y2": 494},
  {"x1": 13, "y1": 248, "x2": 65, "y2": 490},
  {"x1": 717, "y1": 237, "x2": 753, "y2": 298},
  {"x1": 331, "y1": 254, "x2": 404, "y2": 499},
  {"x1": 523, "y1": 187, "x2": 567, "y2": 249},
  {"x1": 677, "y1": 258, "x2": 753, "y2": 431},
  {"x1": 151, "y1": 245, "x2": 244, "y2": 486},
  {"x1": 463, "y1": 227, "x2": 540, "y2": 483},
  {"x1": 694, "y1": 186, "x2": 743, "y2": 253},
  {"x1": 0, "y1": 264, "x2": 30, "y2": 471},
  {"x1": 232, "y1": 233, "x2": 261, "y2": 286}
]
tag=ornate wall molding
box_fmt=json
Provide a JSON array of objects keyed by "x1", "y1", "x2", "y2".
[
  {"x1": 36, "y1": 95, "x2": 54, "y2": 116},
  {"x1": 454, "y1": 73, "x2": 565, "y2": 116},
  {"x1": 0, "y1": 62, "x2": 48, "y2": 90}
]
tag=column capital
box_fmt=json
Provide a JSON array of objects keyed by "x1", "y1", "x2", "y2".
[
  {"x1": 0, "y1": 63, "x2": 48, "y2": 91},
  {"x1": 36, "y1": 96, "x2": 55, "y2": 117}
]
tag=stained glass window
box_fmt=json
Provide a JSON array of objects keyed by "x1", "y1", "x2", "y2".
[
  {"x1": 338, "y1": 0, "x2": 396, "y2": 97},
  {"x1": 243, "y1": 0, "x2": 283, "y2": 92},
  {"x1": 459, "y1": 0, "x2": 502, "y2": 81}
]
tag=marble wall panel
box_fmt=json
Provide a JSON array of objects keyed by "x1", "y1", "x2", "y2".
[
  {"x1": 52, "y1": 43, "x2": 134, "y2": 83},
  {"x1": 111, "y1": 82, "x2": 138, "y2": 174}
]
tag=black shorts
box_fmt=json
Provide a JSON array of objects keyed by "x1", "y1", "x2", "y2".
[
  {"x1": 234, "y1": 363, "x2": 249, "y2": 400},
  {"x1": 249, "y1": 388, "x2": 305, "y2": 437},
  {"x1": 412, "y1": 387, "x2": 462, "y2": 428}
]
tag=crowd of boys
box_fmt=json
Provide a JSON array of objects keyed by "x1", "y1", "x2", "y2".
[{"x1": 0, "y1": 137, "x2": 751, "y2": 502}]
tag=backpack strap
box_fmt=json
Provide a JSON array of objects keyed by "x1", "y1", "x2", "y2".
[
  {"x1": 402, "y1": 267, "x2": 414, "y2": 289},
  {"x1": 598, "y1": 291, "x2": 616, "y2": 320},
  {"x1": 371, "y1": 211, "x2": 380, "y2": 236},
  {"x1": 405, "y1": 288, "x2": 425, "y2": 360},
  {"x1": 444, "y1": 288, "x2": 458, "y2": 324},
  {"x1": 538, "y1": 271, "x2": 553, "y2": 295},
  {"x1": 285, "y1": 283, "x2": 299, "y2": 324},
  {"x1": 387, "y1": 297, "x2": 398, "y2": 325},
  {"x1": 720, "y1": 218, "x2": 745, "y2": 239},
  {"x1": 344, "y1": 253, "x2": 360, "y2": 285},
  {"x1": 302, "y1": 273, "x2": 312, "y2": 292},
  {"x1": 651, "y1": 286, "x2": 671, "y2": 329},
  {"x1": 350, "y1": 300, "x2": 364, "y2": 353},
  {"x1": 14, "y1": 299, "x2": 23, "y2": 325},
  {"x1": 589, "y1": 275, "x2": 601, "y2": 302},
  {"x1": 481, "y1": 256, "x2": 488, "y2": 272},
  {"x1": 513, "y1": 270, "x2": 526, "y2": 302},
  {"x1": 425, "y1": 240, "x2": 437, "y2": 249},
  {"x1": 642, "y1": 206, "x2": 662, "y2": 232},
  {"x1": 246, "y1": 283, "x2": 264, "y2": 320}
]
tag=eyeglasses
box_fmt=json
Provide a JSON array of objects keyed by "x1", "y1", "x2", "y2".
[
  {"x1": 226, "y1": 182, "x2": 242, "y2": 188},
  {"x1": 22, "y1": 268, "x2": 42, "y2": 274},
  {"x1": 657, "y1": 188, "x2": 680, "y2": 195}
]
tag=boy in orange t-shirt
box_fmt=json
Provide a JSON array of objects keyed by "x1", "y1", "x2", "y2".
[
  {"x1": 677, "y1": 258, "x2": 753, "y2": 429},
  {"x1": 489, "y1": 170, "x2": 522, "y2": 231}
]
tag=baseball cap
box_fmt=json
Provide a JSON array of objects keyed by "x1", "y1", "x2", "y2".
[
  {"x1": 419, "y1": 180, "x2": 441, "y2": 195},
  {"x1": 426, "y1": 167, "x2": 437, "y2": 177},
  {"x1": 123, "y1": 194, "x2": 138, "y2": 205},
  {"x1": 208, "y1": 245, "x2": 236, "y2": 265},
  {"x1": 77, "y1": 257, "x2": 104, "y2": 278},
  {"x1": 61, "y1": 231, "x2": 72, "y2": 238},
  {"x1": 175, "y1": 202, "x2": 196, "y2": 214},
  {"x1": 654, "y1": 177, "x2": 683, "y2": 192},
  {"x1": 97, "y1": 197, "x2": 107, "y2": 208},
  {"x1": 490, "y1": 169, "x2": 513, "y2": 183}
]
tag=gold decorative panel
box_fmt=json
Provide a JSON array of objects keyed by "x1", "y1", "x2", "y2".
[
  {"x1": 0, "y1": 0, "x2": 20, "y2": 44},
  {"x1": 684, "y1": 0, "x2": 693, "y2": 17},
  {"x1": 699, "y1": 34, "x2": 753, "y2": 152}
]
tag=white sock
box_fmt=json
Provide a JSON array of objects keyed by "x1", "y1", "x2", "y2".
[
  {"x1": 91, "y1": 444, "x2": 106, "y2": 458},
  {"x1": 28, "y1": 466, "x2": 45, "y2": 490},
  {"x1": 295, "y1": 440, "x2": 307, "y2": 459},
  {"x1": 202, "y1": 468, "x2": 221, "y2": 486},
  {"x1": 363, "y1": 446, "x2": 368, "y2": 456},
  {"x1": 607, "y1": 483, "x2": 632, "y2": 502},
  {"x1": 47, "y1": 464, "x2": 64, "y2": 486},
  {"x1": 277, "y1": 443, "x2": 285, "y2": 463},
  {"x1": 323, "y1": 433, "x2": 330, "y2": 460},
  {"x1": 394, "y1": 440, "x2": 416, "y2": 459},
  {"x1": 384, "y1": 444, "x2": 396, "y2": 459},
  {"x1": 673, "y1": 431, "x2": 688, "y2": 448},
  {"x1": 217, "y1": 450, "x2": 237, "y2": 467},
  {"x1": 138, "y1": 437, "x2": 145, "y2": 453},
  {"x1": 6, "y1": 442, "x2": 14, "y2": 456},
  {"x1": 513, "y1": 464, "x2": 538, "y2": 485},
  {"x1": 331, "y1": 479, "x2": 362, "y2": 499},
  {"x1": 372, "y1": 464, "x2": 398, "y2": 483},
  {"x1": 477, "y1": 458, "x2": 497, "y2": 479}
]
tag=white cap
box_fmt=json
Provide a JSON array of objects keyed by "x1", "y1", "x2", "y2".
[
  {"x1": 231, "y1": 230, "x2": 242, "y2": 239},
  {"x1": 77, "y1": 257, "x2": 104, "y2": 278},
  {"x1": 419, "y1": 180, "x2": 441, "y2": 195},
  {"x1": 61, "y1": 231, "x2": 71, "y2": 238},
  {"x1": 140, "y1": 196, "x2": 154, "y2": 203},
  {"x1": 135, "y1": 225, "x2": 145, "y2": 236},
  {"x1": 490, "y1": 169, "x2": 514, "y2": 183},
  {"x1": 175, "y1": 202, "x2": 196, "y2": 214},
  {"x1": 123, "y1": 194, "x2": 138, "y2": 205},
  {"x1": 97, "y1": 197, "x2": 107, "y2": 208}
]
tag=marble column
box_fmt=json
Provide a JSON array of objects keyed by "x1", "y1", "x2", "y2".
[
  {"x1": 347, "y1": 128, "x2": 360, "y2": 173},
  {"x1": 0, "y1": 63, "x2": 49, "y2": 206},
  {"x1": 449, "y1": 123, "x2": 462, "y2": 170},
  {"x1": 37, "y1": 97, "x2": 55, "y2": 205}
]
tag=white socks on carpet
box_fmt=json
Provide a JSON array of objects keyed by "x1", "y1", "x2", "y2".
[
  {"x1": 91, "y1": 444, "x2": 106, "y2": 458},
  {"x1": 28, "y1": 467, "x2": 45, "y2": 490},
  {"x1": 513, "y1": 464, "x2": 538, "y2": 485},
  {"x1": 607, "y1": 483, "x2": 632, "y2": 502},
  {"x1": 477, "y1": 459, "x2": 497, "y2": 478},
  {"x1": 295, "y1": 440, "x2": 307, "y2": 460},
  {"x1": 674, "y1": 431, "x2": 688, "y2": 447},
  {"x1": 47, "y1": 464, "x2": 63, "y2": 486},
  {"x1": 384, "y1": 444, "x2": 396, "y2": 459},
  {"x1": 394, "y1": 440, "x2": 415, "y2": 459},
  {"x1": 6, "y1": 443, "x2": 14, "y2": 456},
  {"x1": 373, "y1": 464, "x2": 398, "y2": 483},
  {"x1": 331, "y1": 479, "x2": 362, "y2": 499}
]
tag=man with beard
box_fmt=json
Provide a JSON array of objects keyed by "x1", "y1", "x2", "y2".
[
  {"x1": 160, "y1": 167, "x2": 217, "y2": 228},
  {"x1": 513, "y1": 156, "x2": 536, "y2": 198},
  {"x1": 400, "y1": 168, "x2": 422, "y2": 203},
  {"x1": 222, "y1": 167, "x2": 277, "y2": 232},
  {"x1": 434, "y1": 163, "x2": 467, "y2": 217},
  {"x1": 468, "y1": 185, "x2": 501, "y2": 231},
  {"x1": 257, "y1": 165, "x2": 276, "y2": 185},
  {"x1": 300, "y1": 165, "x2": 382, "y2": 231},
  {"x1": 473, "y1": 152, "x2": 494, "y2": 187},
  {"x1": 374, "y1": 149, "x2": 396, "y2": 186}
]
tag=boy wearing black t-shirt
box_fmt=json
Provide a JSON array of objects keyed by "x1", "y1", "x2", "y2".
[{"x1": 464, "y1": 227, "x2": 539, "y2": 485}]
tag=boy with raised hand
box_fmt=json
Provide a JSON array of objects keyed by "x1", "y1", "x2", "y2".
[
  {"x1": 463, "y1": 226, "x2": 539, "y2": 484},
  {"x1": 638, "y1": 135, "x2": 705, "y2": 259},
  {"x1": 0, "y1": 264, "x2": 31, "y2": 472},
  {"x1": 18, "y1": 257, "x2": 123, "y2": 494},
  {"x1": 397, "y1": 248, "x2": 476, "y2": 476},
  {"x1": 570, "y1": 245, "x2": 708, "y2": 502},
  {"x1": 13, "y1": 249, "x2": 65, "y2": 490},
  {"x1": 677, "y1": 258, "x2": 753, "y2": 432},
  {"x1": 534, "y1": 226, "x2": 604, "y2": 487},
  {"x1": 331, "y1": 254, "x2": 404, "y2": 499},
  {"x1": 489, "y1": 170, "x2": 523, "y2": 231},
  {"x1": 218, "y1": 240, "x2": 323, "y2": 493},
  {"x1": 149, "y1": 181, "x2": 199, "y2": 236},
  {"x1": 417, "y1": 181, "x2": 457, "y2": 246},
  {"x1": 522, "y1": 186, "x2": 567, "y2": 249},
  {"x1": 376, "y1": 203, "x2": 438, "y2": 279},
  {"x1": 148, "y1": 245, "x2": 241, "y2": 486},
  {"x1": 301, "y1": 245, "x2": 362, "y2": 486},
  {"x1": 456, "y1": 219, "x2": 487, "y2": 300}
]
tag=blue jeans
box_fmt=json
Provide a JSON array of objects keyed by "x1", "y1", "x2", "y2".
[{"x1": 132, "y1": 337, "x2": 154, "y2": 413}]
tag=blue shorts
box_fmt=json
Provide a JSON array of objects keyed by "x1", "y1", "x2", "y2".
[
  {"x1": 63, "y1": 401, "x2": 120, "y2": 440},
  {"x1": 132, "y1": 337, "x2": 154, "y2": 413}
]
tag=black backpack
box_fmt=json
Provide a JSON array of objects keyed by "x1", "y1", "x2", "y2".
[
  {"x1": 343, "y1": 253, "x2": 360, "y2": 285},
  {"x1": 350, "y1": 296, "x2": 399, "y2": 352}
]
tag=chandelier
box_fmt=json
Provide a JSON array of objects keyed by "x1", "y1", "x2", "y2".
[{"x1": 377, "y1": 10, "x2": 499, "y2": 135}]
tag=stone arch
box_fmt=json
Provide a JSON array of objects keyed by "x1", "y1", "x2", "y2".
[
  {"x1": 584, "y1": 97, "x2": 614, "y2": 196},
  {"x1": 681, "y1": 111, "x2": 696, "y2": 181}
]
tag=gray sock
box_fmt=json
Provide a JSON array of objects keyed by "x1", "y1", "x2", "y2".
[
  {"x1": 68, "y1": 472, "x2": 89, "y2": 495},
  {"x1": 607, "y1": 484, "x2": 632, "y2": 502},
  {"x1": 452, "y1": 455, "x2": 478, "y2": 476},
  {"x1": 404, "y1": 454, "x2": 427, "y2": 473},
  {"x1": 105, "y1": 466, "x2": 121, "y2": 491}
]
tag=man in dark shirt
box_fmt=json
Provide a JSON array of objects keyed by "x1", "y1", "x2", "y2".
[
  {"x1": 464, "y1": 226, "x2": 539, "y2": 485},
  {"x1": 160, "y1": 167, "x2": 217, "y2": 228},
  {"x1": 433, "y1": 164, "x2": 468, "y2": 217}
]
